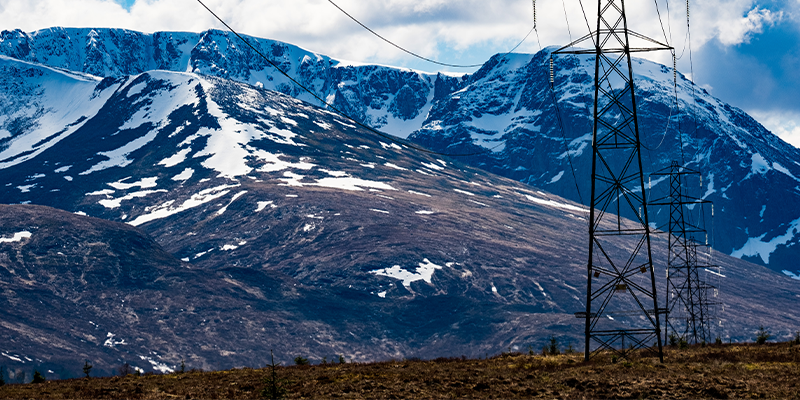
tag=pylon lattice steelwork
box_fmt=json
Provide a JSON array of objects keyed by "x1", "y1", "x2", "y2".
[
  {"x1": 555, "y1": 0, "x2": 672, "y2": 361},
  {"x1": 650, "y1": 161, "x2": 717, "y2": 345}
]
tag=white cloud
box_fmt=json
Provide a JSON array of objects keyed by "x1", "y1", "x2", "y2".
[
  {"x1": 3, "y1": 0, "x2": 790, "y2": 64},
  {"x1": 716, "y1": 7, "x2": 782, "y2": 45},
  {"x1": 1, "y1": 0, "x2": 787, "y2": 72},
  {"x1": 0, "y1": 0, "x2": 685, "y2": 71},
  {"x1": 749, "y1": 110, "x2": 800, "y2": 149},
  {"x1": 678, "y1": 0, "x2": 791, "y2": 48}
]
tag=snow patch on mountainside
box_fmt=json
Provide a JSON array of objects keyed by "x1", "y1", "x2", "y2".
[
  {"x1": 108, "y1": 177, "x2": 158, "y2": 190},
  {"x1": 187, "y1": 81, "x2": 310, "y2": 179},
  {"x1": 0, "y1": 57, "x2": 108, "y2": 169},
  {"x1": 783, "y1": 270, "x2": 800, "y2": 280},
  {"x1": 521, "y1": 193, "x2": 588, "y2": 213},
  {"x1": 128, "y1": 184, "x2": 237, "y2": 226},
  {"x1": 731, "y1": 217, "x2": 800, "y2": 264},
  {"x1": 172, "y1": 168, "x2": 194, "y2": 181},
  {"x1": 99, "y1": 190, "x2": 168, "y2": 209},
  {"x1": 0, "y1": 231, "x2": 32, "y2": 243},
  {"x1": 370, "y1": 259, "x2": 445, "y2": 289},
  {"x1": 279, "y1": 171, "x2": 396, "y2": 192},
  {"x1": 81, "y1": 129, "x2": 159, "y2": 174}
]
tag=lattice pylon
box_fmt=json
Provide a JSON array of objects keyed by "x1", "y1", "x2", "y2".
[
  {"x1": 650, "y1": 161, "x2": 716, "y2": 345},
  {"x1": 554, "y1": 0, "x2": 672, "y2": 362}
]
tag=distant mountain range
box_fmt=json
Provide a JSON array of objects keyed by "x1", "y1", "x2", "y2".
[
  {"x1": 3, "y1": 27, "x2": 797, "y2": 278},
  {"x1": 0, "y1": 27, "x2": 798, "y2": 377}
]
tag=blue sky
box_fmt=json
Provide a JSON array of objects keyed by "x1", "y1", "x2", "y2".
[
  {"x1": 694, "y1": 10, "x2": 800, "y2": 143},
  {"x1": 2, "y1": 0, "x2": 798, "y2": 146}
]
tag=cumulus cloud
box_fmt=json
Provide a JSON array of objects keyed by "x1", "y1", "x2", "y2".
[
  {"x1": 750, "y1": 111, "x2": 800, "y2": 148},
  {"x1": 0, "y1": 0, "x2": 693, "y2": 70},
  {"x1": 0, "y1": 0, "x2": 534, "y2": 70},
  {"x1": 1, "y1": 0, "x2": 791, "y2": 69},
  {"x1": 716, "y1": 7, "x2": 782, "y2": 45}
]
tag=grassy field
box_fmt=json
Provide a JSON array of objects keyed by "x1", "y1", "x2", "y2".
[{"x1": 1, "y1": 342, "x2": 799, "y2": 399}]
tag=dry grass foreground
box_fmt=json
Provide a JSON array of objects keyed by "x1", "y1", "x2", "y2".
[{"x1": 1, "y1": 343, "x2": 799, "y2": 399}]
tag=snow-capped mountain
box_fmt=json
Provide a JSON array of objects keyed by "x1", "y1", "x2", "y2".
[
  {"x1": 0, "y1": 27, "x2": 464, "y2": 138},
  {"x1": 2, "y1": 27, "x2": 796, "y2": 277},
  {"x1": 410, "y1": 49, "x2": 800, "y2": 278},
  {"x1": 0, "y1": 52, "x2": 798, "y2": 375}
]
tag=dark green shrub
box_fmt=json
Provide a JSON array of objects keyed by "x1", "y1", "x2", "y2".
[
  {"x1": 756, "y1": 325, "x2": 771, "y2": 345},
  {"x1": 293, "y1": 356, "x2": 309, "y2": 366},
  {"x1": 31, "y1": 370, "x2": 45, "y2": 384},
  {"x1": 0, "y1": 366, "x2": 5, "y2": 386},
  {"x1": 715, "y1": 336, "x2": 723, "y2": 345},
  {"x1": 338, "y1": 355, "x2": 345, "y2": 364},
  {"x1": 547, "y1": 336, "x2": 560, "y2": 355}
]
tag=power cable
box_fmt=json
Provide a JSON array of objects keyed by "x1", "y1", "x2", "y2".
[
  {"x1": 653, "y1": 0, "x2": 672, "y2": 48},
  {"x1": 195, "y1": 0, "x2": 492, "y2": 157},
  {"x1": 532, "y1": 0, "x2": 586, "y2": 208},
  {"x1": 326, "y1": 0, "x2": 536, "y2": 69},
  {"x1": 685, "y1": 0, "x2": 700, "y2": 150},
  {"x1": 641, "y1": 0, "x2": 681, "y2": 156},
  {"x1": 576, "y1": 0, "x2": 595, "y2": 46},
  {"x1": 664, "y1": 0, "x2": 675, "y2": 47},
  {"x1": 548, "y1": 64, "x2": 586, "y2": 206},
  {"x1": 561, "y1": 0, "x2": 575, "y2": 44}
]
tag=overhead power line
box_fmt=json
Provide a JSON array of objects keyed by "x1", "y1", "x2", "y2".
[
  {"x1": 326, "y1": 0, "x2": 536, "y2": 69},
  {"x1": 195, "y1": 0, "x2": 491, "y2": 157}
]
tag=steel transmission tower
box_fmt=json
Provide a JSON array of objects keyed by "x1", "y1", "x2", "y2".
[
  {"x1": 650, "y1": 161, "x2": 716, "y2": 345},
  {"x1": 554, "y1": 0, "x2": 672, "y2": 361}
]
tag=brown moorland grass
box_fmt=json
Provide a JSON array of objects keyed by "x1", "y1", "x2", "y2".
[{"x1": 1, "y1": 342, "x2": 799, "y2": 399}]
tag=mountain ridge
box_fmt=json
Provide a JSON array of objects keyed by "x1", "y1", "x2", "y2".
[{"x1": 3, "y1": 27, "x2": 797, "y2": 274}]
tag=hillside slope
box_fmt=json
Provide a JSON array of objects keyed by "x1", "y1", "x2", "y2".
[{"x1": 0, "y1": 56, "x2": 797, "y2": 377}]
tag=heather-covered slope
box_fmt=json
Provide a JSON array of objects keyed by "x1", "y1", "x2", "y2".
[{"x1": 4, "y1": 344, "x2": 800, "y2": 399}]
